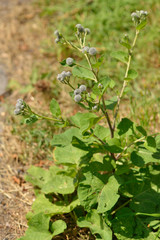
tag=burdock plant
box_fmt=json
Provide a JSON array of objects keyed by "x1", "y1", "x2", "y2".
[{"x1": 16, "y1": 11, "x2": 160, "y2": 240}]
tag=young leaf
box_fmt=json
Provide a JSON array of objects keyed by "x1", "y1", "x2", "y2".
[
  {"x1": 77, "y1": 210, "x2": 112, "y2": 240},
  {"x1": 97, "y1": 175, "x2": 121, "y2": 213},
  {"x1": 111, "y1": 51, "x2": 128, "y2": 64},
  {"x1": 126, "y1": 69, "x2": 138, "y2": 80},
  {"x1": 136, "y1": 19, "x2": 147, "y2": 31},
  {"x1": 50, "y1": 98, "x2": 61, "y2": 117},
  {"x1": 119, "y1": 40, "x2": 131, "y2": 50},
  {"x1": 24, "y1": 115, "x2": 38, "y2": 124},
  {"x1": 92, "y1": 55, "x2": 104, "y2": 69},
  {"x1": 50, "y1": 220, "x2": 67, "y2": 236},
  {"x1": 99, "y1": 76, "x2": 115, "y2": 95}
]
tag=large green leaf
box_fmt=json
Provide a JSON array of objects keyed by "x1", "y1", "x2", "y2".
[
  {"x1": 42, "y1": 175, "x2": 75, "y2": 194},
  {"x1": 77, "y1": 210, "x2": 112, "y2": 240},
  {"x1": 25, "y1": 166, "x2": 51, "y2": 188},
  {"x1": 131, "y1": 148, "x2": 160, "y2": 167},
  {"x1": 97, "y1": 175, "x2": 121, "y2": 213},
  {"x1": 50, "y1": 98, "x2": 61, "y2": 117},
  {"x1": 93, "y1": 124, "x2": 110, "y2": 141},
  {"x1": 114, "y1": 166, "x2": 160, "y2": 239},
  {"x1": 18, "y1": 214, "x2": 67, "y2": 240},
  {"x1": 54, "y1": 144, "x2": 88, "y2": 165},
  {"x1": 78, "y1": 167, "x2": 106, "y2": 211},
  {"x1": 18, "y1": 213, "x2": 53, "y2": 240},
  {"x1": 70, "y1": 112, "x2": 101, "y2": 134},
  {"x1": 27, "y1": 194, "x2": 80, "y2": 219},
  {"x1": 50, "y1": 220, "x2": 67, "y2": 236},
  {"x1": 51, "y1": 128, "x2": 81, "y2": 147},
  {"x1": 72, "y1": 66, "x2": 95, "y2": 80},
  {"x1": 112, "y1": 208, "x2": 158, "y2": 240}
]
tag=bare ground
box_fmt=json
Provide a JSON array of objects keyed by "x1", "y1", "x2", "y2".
[{"x1": 0, "y1": 0, "x2": 49, "y2": 239}]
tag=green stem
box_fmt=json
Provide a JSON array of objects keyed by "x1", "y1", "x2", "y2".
[
  {"x1": 111, "y1": 199, "x2": 132, "y2": 215},
  {"x1": 67, "y1": 82, "x2": 75, "y2": 90},
  {"x1": 31, "y1": 111, "x2": 62, "y2": 122},
  {"x1": 84, "y1": 53, "x2": 98, "y2": 82},
  {"x1": 116, "y1": 136, "x2": 145, "y2": 160},
  {"x1": 101, "y1": 96, "x2": 114, "y2": 138},
  {"x1": 112, "y1": 30, "x2": 139, "y2": 132}
]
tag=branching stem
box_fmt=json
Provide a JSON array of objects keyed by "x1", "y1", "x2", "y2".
[{"x1": 112, "y1": 30, "x2": 139, "y2": 131}]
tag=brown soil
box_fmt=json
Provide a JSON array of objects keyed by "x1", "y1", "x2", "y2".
[{"x1": 0, "y1": 0, "x2": 50, "y2": 239}]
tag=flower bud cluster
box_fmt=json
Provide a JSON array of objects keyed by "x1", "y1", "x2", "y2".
[
  {"x1": 131, "y1": 10, "x2": 148, "y2": 24},
  {"x1": 54, "y1": 30, "x2": 62, "y2": 44},
  {"x1": 81, "y1": 46, "x2": 97, "y2": 56},
  {"x1": 57, "y1": 71, "x2": 72, "y2": 83},
  {"x1": 75, "y1": 24, "x2": 90, "y2": 35},
  {"x1": 14, "y1": 99, "x2": 25, "y2": 115},
  {"x1": 74, "y1": 84, "x2": 87, "y2": 103}
]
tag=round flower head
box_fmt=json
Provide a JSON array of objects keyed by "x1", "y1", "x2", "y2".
[
  {"x1": 14, "y1": 109, "x2": 21, "y2": 115},
  {"x1": 14, "y1": 99, "x2": 25, "y2": 115},
  {"x1": 140, "y1": 10, "x2": 148, "y2": 17},
  {"x1": 74, "y1": 89, "x2": 81, "y2": 95},
  {"x1": 57, "y1": 73, "x2": 63, "y2": 81},
  {"x1": 74, "y1": 94, "x2": 82, "y2": 103},
  {"x1": 79, "y1": 85, "x2": 86, "y2": 93},
  {"x1": 55, "y1": 38, "x2": 60, "y2": 44},
  {"x1": 66, "y1": 57, "x2": 74, "y2": 66},
  {"x1": 84, "y1": 28, "x2": 90, "y2": 35},
  {"x1": 89, "y1": 47, "x2": 97, "y2": 56},
  {"x1": 61, "y1": 71, "x2": 67, "y2": 78},
  {"x1": 131, "y1": 12, "x2": 140, "y2": 22},
  {"x1": 75, "y1": 24, "x2": 84, "y2": 33},
  {"x1": 54, "y1": 30, "x2": 59, "y2": 36},
  {"x1": 17, "y1": 99, "x2": 23, "y2": 104},
  {"x1": 66, "y1": 71, "x2": 72, "y2": 77},
  {"x1": 82, "y1": 46, "x2": 90, "y2": 54}
]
